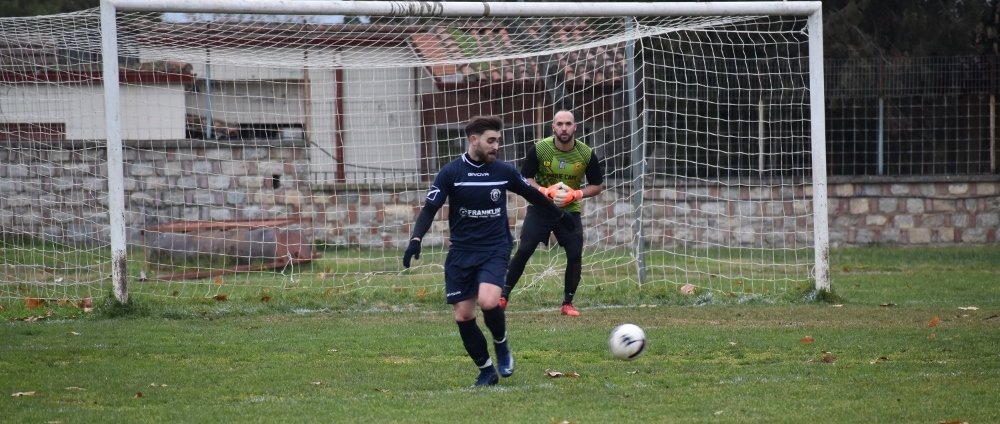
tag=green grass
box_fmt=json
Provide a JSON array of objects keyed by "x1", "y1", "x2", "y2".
[{"x1": 2, "y1": 246, "x2": 999, "y2": 423}]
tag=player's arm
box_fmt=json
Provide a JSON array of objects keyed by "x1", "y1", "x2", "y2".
[
  {"x1": 408, "y1": 203, "x2": 440, "y2": 243},
  {"x1": 403, "y1": 202, "x2": 440, "y2": 268},
  {"x1": 511, "y1": 176, "x2": 578, "y2": 233},
  {"x1": 578, "y1": 151, "x2": 606, "y2": 199},
  {"x1": 404, "y1": 171, "x2": 448, "y2": 268}
]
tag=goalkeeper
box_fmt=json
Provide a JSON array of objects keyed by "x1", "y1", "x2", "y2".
[{"x1": 500, "y1": 110, "x2": 604, "y2": 316}]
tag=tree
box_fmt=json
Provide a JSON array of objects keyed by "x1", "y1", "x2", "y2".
[{"x1": 823, "y1": 0, "x2": 989, "y2": 59}]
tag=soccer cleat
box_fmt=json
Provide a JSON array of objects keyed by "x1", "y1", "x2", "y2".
[
  {"x1": 498, "y1": 296, "x2": 508, "y2": 311},
  {"x1": 474, "y1": 366, "x2": 499, "y2": 386},
  {"x1": 495, "y1": 343, "x2": 515, "y2": 377},
  {"x1": 560, "y1": 303, "x2": 581, "y2": 317}
]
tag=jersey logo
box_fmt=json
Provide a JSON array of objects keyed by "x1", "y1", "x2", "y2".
[
  {"x1": 558, "y1": 159, "x2": 566, "y2": 169},
  {"x1": 490, "y1": 188, "x2": 501, "y2": 203},
  {"x1": 426, "y1": 185, "x2": 441, "y2": 202}
]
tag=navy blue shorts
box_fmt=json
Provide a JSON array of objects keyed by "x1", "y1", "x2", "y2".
[{"x1": 443, "y1": 249, "x2": 509, "y2": 304}]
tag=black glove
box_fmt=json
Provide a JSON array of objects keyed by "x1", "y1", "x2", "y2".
[
  {"x1": 403, "y1": 238, "x2": 422, "y2": 268},
  {"x1": 558, "y1": 212, "x2": 579, "y2": 233}
]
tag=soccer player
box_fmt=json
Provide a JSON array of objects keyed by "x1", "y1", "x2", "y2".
[
  {"x1": 500, "y1": 110, "x2": 604, "y2": 317},
  {"x1": 402, "y1": 115, "x2": 577, "y2": 387}
]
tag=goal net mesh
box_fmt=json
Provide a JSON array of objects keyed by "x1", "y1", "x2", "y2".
[{"x1": 0, "y1": 6, "x2": 819, "y2": 305}]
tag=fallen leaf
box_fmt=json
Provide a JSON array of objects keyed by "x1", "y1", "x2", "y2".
[
  {"x1": 25, "y1": 297, "x2": 45, "y2": 309},
  {"x1": 958, "y1": 306, "x2": 978, "y2": 311},
  {"x1": 928, "y1": 332, "x2": 937, "y2": 340},
  {"x1": 68, "y1": 332, "x2": 81, "y2": 336},
  {"x1": 929, "y1": 316, "x2": 941, "y2": 328},
  {"x1": 138, "y1": 271, "x2": 147, "y2": 281},
  {"x1": 800, "y1": 335, "x2": 815, "y2": 344},
  {"x1": 211, "y1": 294, "x2": 228, "y2": 301},
  {"x1": 79, "y1": 297, "x2": 93, "y2": 310},
  {"x1": 879, "y1": 303, "x2": 895, "y2": 307},
  {"x1": 544, "y1": 369, "x2": 579, "y2": 378},
  {"x1": 11, "y1": 391, "x2": 38, "y2": 397},
  {"x1": 148, "y1": 383, "x2": 167, "y2": 388},
  {"x1": 134, "y1": 392, "x2": 143, "y2": 398},
  {"x1": 869, "y1": 356, "x2": 890, "y2": 365},
  {"x1": 416, "y1": 287, "x2": 428, "y2": 300},
  {"x1": 821, "y1": 352, "x2": 836, "y2": 363},
  {"x1": 680, "y1": 283, "x2": 696, "y2": 295},
  {"x1": 213, "y1": 276, "x2": 224, "y2": 286},
  {"x1": 311, "y1": 381, "x2": 323, "y2": 386},
  {"x1": 260, "y1": 295, "x2": 272, "y2": 303}
]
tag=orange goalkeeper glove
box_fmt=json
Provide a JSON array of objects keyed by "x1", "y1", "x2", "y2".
[
  {"x1": 553, "y1": 189, "x2": 583, "y2": 207},
  {"x1": 537, "y1": 183, "x2": 565, "y2": 200}
]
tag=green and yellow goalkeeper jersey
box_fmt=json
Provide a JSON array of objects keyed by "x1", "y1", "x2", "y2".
[{"x1": 523, "y1": 136, "x2": 604, "y2": 213}]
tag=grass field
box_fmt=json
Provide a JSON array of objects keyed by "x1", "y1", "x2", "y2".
[{"x1": 2, "y1": 246, "x2": 999, "y2": 423}]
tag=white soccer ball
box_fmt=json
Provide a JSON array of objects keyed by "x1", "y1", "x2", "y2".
[{"x1": 608, "y1": 323, "x2": 647, "y2": 360}]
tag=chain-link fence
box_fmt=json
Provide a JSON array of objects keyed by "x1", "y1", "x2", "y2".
[{"x1": 826, "y1": 56, "x2": 998, "y2": 176}]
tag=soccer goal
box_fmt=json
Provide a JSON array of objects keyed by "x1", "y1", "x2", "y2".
[{"x1": 0, "y1": 1, "x2": 828, "y2": 305}]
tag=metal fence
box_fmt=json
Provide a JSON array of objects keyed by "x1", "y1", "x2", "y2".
[{"x1": 825, "y1": 56, "x2": 998, "y2": 176}]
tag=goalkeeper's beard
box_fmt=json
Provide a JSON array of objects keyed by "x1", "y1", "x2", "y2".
[{"x1": 555, "y1": 132, "x2": 574, "y2": 146}]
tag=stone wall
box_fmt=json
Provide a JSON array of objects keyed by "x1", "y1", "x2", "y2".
[
  {"x1": 2, "y1": 145, "x2": 998, "y2": 247},
  {"x1": 826, "y1": 178, "x2": 1000, "y2": 246}
]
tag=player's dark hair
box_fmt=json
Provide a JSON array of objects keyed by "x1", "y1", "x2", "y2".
[{"x1": 464, "y1": 115, "x2": 503, "y2": 138}]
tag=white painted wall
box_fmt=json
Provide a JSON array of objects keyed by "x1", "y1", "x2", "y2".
[
  {"x1": 186, "y1": 80, "x2": 305, "y2": 125},
  {"x1": 339, "y1": 47, "x2": 420, "y2": 183},
  {"x1": 0, "y1": 83, "x2": 186, "y2": 140}
]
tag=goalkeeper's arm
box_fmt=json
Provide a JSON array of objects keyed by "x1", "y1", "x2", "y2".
[{"x1": 512, "y1": 181, "x2": 578, "y2": 232}]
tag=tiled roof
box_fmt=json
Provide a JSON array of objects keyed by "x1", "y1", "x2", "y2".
[{"x1": 411, "y1": 23, "x2": 626, "y2": 86}]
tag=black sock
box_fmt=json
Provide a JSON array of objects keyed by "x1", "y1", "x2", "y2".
[
  {"x1": 481, "y1": 306, "x2": 507, "y2": 345},
  {"x1": 456, "y1": 318, "x2": 491, "y2": 368},
  {"x1": 504, "y1": 245, "x2": 535, "y2": 298},
  {"x1": 563, "y1": 260, "x2": 582, "y2": 305}
]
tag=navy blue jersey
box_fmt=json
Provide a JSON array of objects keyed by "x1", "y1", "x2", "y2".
[{"x1": 424, "y1": 153, "x2": 534, "y2": 251}]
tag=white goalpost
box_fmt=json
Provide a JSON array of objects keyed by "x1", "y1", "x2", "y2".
[{"x1": 0, "y1": 1, "x2": 828, "y2": 305}]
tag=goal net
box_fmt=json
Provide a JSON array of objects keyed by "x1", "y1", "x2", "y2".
[{"x1": 0, "y1": 1, "x2": 828, "y2": 306}]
